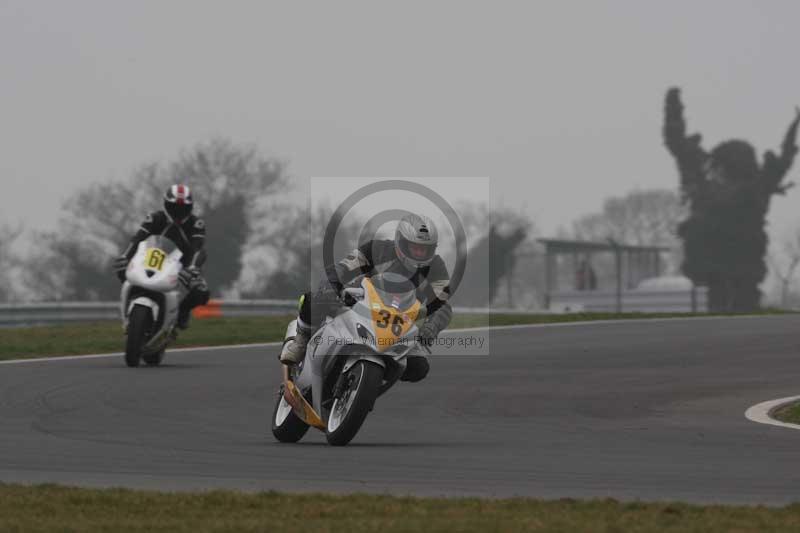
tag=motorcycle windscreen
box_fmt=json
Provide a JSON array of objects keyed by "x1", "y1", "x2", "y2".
[
  {"x1": 140, "y1": 235, "x2": 182, "y2": 272},
  {"x1": 369, "y1": 272, "x2": 419, "y2": 312}
]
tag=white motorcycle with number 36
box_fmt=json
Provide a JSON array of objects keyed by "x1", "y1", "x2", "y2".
[
  {"x1": 120, "y1": 235, "x2": 186, "y2": 368},
  {"x1": 272, "y1": 272, "x2": 426, "y2": 446}
]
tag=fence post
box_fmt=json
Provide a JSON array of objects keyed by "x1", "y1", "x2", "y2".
[
  {"x1": 505, "y1": 253, "x2": 514, "y2": 308},
  {"x1": 608, "y1": 239, "x2": 623, "y2": 313},
  {"x1": 544, "y1": 248, "x2": 553, "y2": 310}
]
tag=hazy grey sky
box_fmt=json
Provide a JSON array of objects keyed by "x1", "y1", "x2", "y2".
[{"x1": 3, "y1": 0, "x2": 800, "y2": 242}]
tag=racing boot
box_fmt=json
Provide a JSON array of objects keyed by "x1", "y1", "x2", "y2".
[
  {"x1": 279, "y1": 320, "x2": 313, "y2": 365},
  {"x1": 177, "y1": 307, "x2": 192, "y2": 330}
]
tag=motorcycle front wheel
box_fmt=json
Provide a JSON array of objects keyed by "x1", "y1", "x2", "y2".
[
  {"x1": 125, "y1": 305, "x2": 152, "y2": 368},
  {"x1": 271, "y1": 386, "x2": 310, "y2": 443},
  {"x1": 326, "y1": 361, "x2": 383, "y2": 446}
]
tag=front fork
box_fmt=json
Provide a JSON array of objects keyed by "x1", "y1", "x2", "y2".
[{"x1": 331, "y1": 371, "x2": 352, "y2": 400}]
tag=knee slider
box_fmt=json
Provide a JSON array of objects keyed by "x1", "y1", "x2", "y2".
[{"x1": 401, "y1": 356, "x2": 429, "y2": 383}]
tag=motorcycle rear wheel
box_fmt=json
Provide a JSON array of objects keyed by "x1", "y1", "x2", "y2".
[
  {"x1": 125, "y1": 306, "x2": 152, "y2": 368},
  {"x1": 326, "y1": 361, "x2": 383, "y2": 446}
]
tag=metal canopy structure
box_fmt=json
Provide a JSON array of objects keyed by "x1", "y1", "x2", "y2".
[{"x1": 538, "y1": 238, "x2": 672, "y2": 312}]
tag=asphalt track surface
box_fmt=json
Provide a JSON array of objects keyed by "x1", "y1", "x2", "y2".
[{"x1": 2, "y1": 315, "x2": 800, "y2": 504}]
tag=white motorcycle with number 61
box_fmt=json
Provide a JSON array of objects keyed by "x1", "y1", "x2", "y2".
[{"x1": 120, "y1": 235, "x2": 187, "y2": 367}]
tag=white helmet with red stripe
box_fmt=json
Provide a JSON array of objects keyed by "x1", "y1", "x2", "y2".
[{"x1": 164, "y1": 184, "x2": 194, "y2": 222}]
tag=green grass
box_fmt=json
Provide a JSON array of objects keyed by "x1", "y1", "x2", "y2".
[
  {"x1": 0, "y1": 316, "x2": 294, "y2": 361},
  {"x1": 0, "y1": 310, "x2": 792, "y2": 361},
  {"x1": 0, "y1": 484, "x2": 798, "y2": 533},
  {"x1": 771, "y1": 401, "x2": 800, "y2": 425}
]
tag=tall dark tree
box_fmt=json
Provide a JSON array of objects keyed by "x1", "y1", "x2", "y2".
[
  {"x1": 452, "y1": 225, "x2": 529, "y2": 308},
  {"x1": 663, "y1": 88, "x2": 800, "y2": 311},
  {"x1": 445, "y1": 204, "x2": 533, "y2": 307}
]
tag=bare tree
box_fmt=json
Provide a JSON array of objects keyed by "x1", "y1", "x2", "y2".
[
  {"x1": 769, "y1": 227, "x2": 800, "y2": 308},
  {"x1": 242, "y1": 203, "x2": 363, "y2": 299},
  {"x1": 242, "y1": 199, "x2": 536, "y2": 306},
  {"x1": 24, "y1": 138, "x2": 287, "y2": 301},
  {"x1": 448, "y1": 202, "x2": 535, "y2": 307},
  {"x1": 0, "y1": 224, "x2": 22, "y2": 302},
  {"x1": 572, "y1": 189, "x2": 684, "y2": 246},
  {"x1": 452, "y1": 201, "x2": 535, "y2": 251}
]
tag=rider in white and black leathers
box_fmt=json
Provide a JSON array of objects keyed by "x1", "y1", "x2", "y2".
[
  {"x1": 113, "y1": 184, "x2": 210, "y2": 329},
  {"x1": 280, "y1": 213, "x2": 453, "y2": 383}
]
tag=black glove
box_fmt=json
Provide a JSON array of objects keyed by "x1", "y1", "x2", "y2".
[
  {"x1": 418, "y1": 322, "x2": 438, "y2": 348},
  {"x1": 112, "y1": 255, "x2": 128, "y2": 282},
  {"x1": 112, "y1": 255, "x2": 128, "y2": 271},
  {"x1": 178, "y1": 266, "x2": 200, "y2": 289},
  {"x1": 342, "y1": 286, "x2": 367, "y2": 306}
]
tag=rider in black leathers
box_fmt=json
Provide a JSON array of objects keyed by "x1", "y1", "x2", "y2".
[{"x1": 113, "y1": 184, "x2": 210, "y2": 329}]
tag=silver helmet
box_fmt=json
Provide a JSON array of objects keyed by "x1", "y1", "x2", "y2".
[{"x1": 394, "y1": 213, "x2": 438, "y2": 270}]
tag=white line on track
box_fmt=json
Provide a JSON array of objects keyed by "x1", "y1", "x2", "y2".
[
  {"x1": 0, "y1": 341, "x2": 283, "y2": 366},
  {"x1": 1, "y1": 313, "x2": 788, "y2": 365},
  {"x1": 745, "y1": 396, "x2": 800, "y2": 431},
  {"x1": 450, "y1": 313, "x2": 784, "y2": 334}
]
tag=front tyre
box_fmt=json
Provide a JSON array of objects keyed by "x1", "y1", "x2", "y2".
[
  {"x1": 125, "y1": 306, "x2": 152, "y2": 368},
  {"x1": 142, "y1": 348, "x2": 165, "y2": 367},
  {"x1": 271, "y1": 386, "x2": 310, "y2": 443},
  {"x1": 326, "y1": 361, "x2": 383, "y2": 446}
]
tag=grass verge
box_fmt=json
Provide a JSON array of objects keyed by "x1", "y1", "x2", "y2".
[
  {"x1": 0, "y1": 316, "x2": 293, "y2": 361},
  {"x1": 771, "y1": 401, "x2": 800, "y2": 425},
  {"x1": 1, "y1": 484, "x2": 799, "y2": 533},
  {"x1": 0, "y1": 310, "x2": 792, "y2": 361}
]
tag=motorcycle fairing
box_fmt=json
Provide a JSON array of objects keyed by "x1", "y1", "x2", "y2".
[
  {"x1": 282, "y1": 365, "x2": 325, "y2": 429},
  {"x1": 363, "y1": 278, "x2": 421, "y2": 352},
  {"x1": 120, "y1": 236, "x2": 185, "y2": 355},
  {"x1": 288, "y1": 276, "x2": 421, "y2": 420}
]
